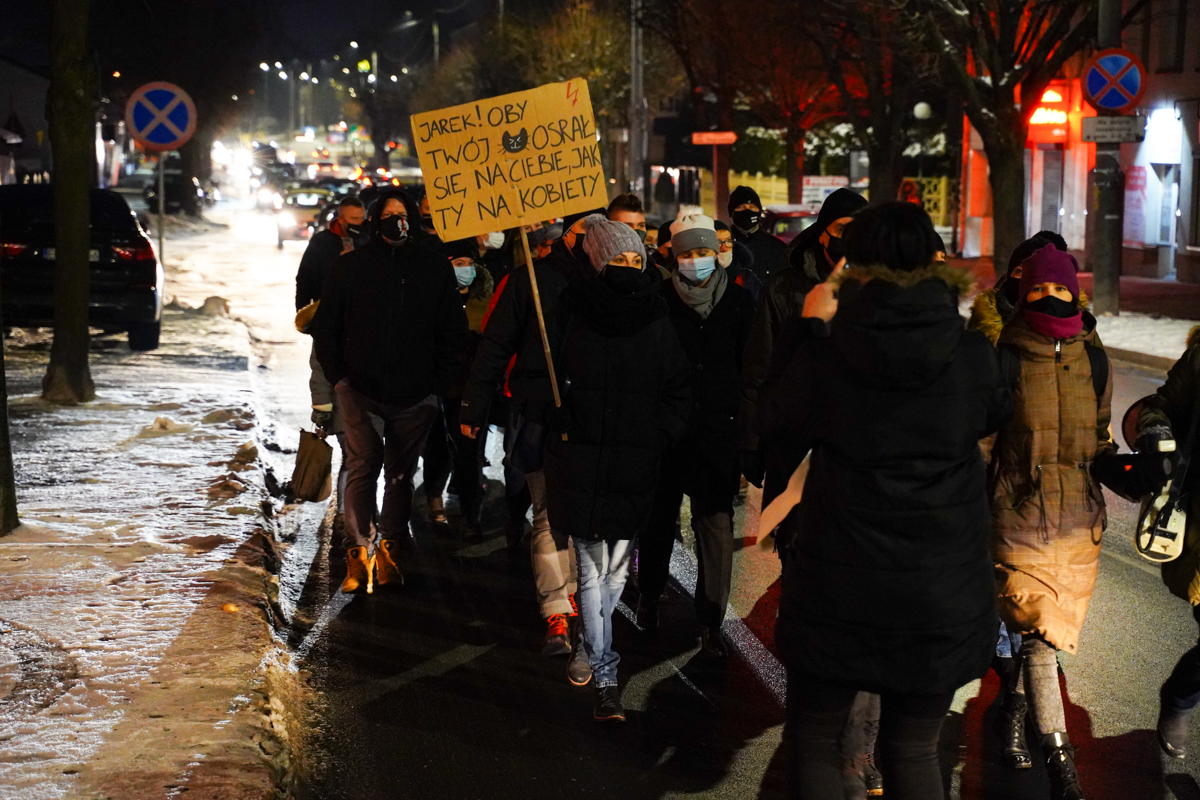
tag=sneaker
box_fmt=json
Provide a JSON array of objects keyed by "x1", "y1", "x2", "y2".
[
  {"x1": 568, "y1": 593, "x2": 579, "y2": 618},
  {"x1": 541, "y1": 614, "x2": 571, "y2": 656},
  {"x1": 568, "y1": 646, "x2": 592, "y2": 686},
  {"x1": 428, "y1": 496, "x2": 447, "y2": 524},
  {"x1": 375, "y1": 539, "x2": 404, "y2": 587},
  {"x1": 593, "y1": 685, "x2": 625, "y2": 722},
  {"x1": 340, "y1": 546, "x2": 372, "y2": 594}
]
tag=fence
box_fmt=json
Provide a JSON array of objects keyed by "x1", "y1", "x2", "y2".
[{"x1": 694, "y1": 171, "x2": 952, "y2": 227}]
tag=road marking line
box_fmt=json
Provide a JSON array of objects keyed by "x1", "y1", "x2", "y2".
[{"x1": 358, "y1": 643, "x2": 494, "y2": 703}]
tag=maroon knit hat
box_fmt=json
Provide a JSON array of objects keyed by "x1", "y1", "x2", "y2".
[{"x1": 1018, "y1": 244, "x2": 1080, "y2": 301}]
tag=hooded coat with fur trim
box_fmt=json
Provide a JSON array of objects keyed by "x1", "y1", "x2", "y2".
[
  {"x1": 760, "y1": 262, "x2": 1011, "y2": 694},
  {"x1": 1140, "y1": 326, "x2": 1200, "y2": 604}
]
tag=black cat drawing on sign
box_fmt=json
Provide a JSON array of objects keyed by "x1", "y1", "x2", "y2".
[{"x1": 502, "y1": 128, "x2": 528, "y2": 153}]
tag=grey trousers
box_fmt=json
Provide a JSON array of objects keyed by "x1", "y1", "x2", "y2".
[
  {"x1": 526, "y1": 469, "x2": 576, "y2": 617},
  {"x1": 337, "y1": 382, "x2": 439, "y2": 550}
]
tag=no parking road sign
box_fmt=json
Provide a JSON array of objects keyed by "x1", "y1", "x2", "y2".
[
  {"x1": 1083, "y1": 48, "x2": 1146, "y2": 115},
  {"x1": 125, "y1": 82, "x2": 197, "y2": 151}
]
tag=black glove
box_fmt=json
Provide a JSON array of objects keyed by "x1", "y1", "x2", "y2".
[
  {"x1": 1136, "y1": 425, "x2": 1174, "y2": 454},
  {"x1": 741, "y1": 450, "x2": 766, "y2": 489},
  {"x1": 311, "y1": 409, "x2": 334, "y2": 430}
]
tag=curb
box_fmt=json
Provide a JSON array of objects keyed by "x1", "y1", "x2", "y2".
[{"x1": 1106, "y1": 347, "x2": 1175, "y2": 373}]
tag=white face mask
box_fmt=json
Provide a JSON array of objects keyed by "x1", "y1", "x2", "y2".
[
  {"x1": 717, "y1": 249, "x2": 733, "y2": 268},
  {"x1": 484, "y1": 231, "x2": 505, "y2": 250}
]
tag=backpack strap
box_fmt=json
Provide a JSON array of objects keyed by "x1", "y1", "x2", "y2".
[{"x1": 1085, "y1": 342, "x2": 1109, "y2": 408}]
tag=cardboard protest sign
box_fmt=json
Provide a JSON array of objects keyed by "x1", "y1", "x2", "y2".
[{"x1": 411, "y1": 78, "x2": 607, "y2": 241}]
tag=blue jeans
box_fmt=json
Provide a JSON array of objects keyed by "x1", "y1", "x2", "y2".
[{"x1": 574, "y1": 539, "x2": 633, "y2": 688}]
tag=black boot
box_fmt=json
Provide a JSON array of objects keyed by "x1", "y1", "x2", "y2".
[
  {"x1": 1042, "y1": 732, "x2": 1085, "y2": 800},
  {"x1": 635, "y1": 598, "x2": 658, "y2": 636},
  {"x1": 997, "y1": 692, "x2": 1033, "y2": 769},
  {"x1": 1157, "y1": 706, "x2": 1191, "y2": 759}
]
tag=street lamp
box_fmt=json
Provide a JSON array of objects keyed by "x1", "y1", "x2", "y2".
[
  {"x1": 300, "y1": 71, "x2": 309, "y2": 81},
  {"x1": 260, "y1": 62, "x2": 269, "y2": 71},
  {"x1": 274, "y1": 61, "x2": 282, "y2": 68},
  {"x1": 278, "y1": 71, "x2": 288, "y2": 80},
  {"x1": 350, "y1": 41, "x2": 359, "y2": 49}
]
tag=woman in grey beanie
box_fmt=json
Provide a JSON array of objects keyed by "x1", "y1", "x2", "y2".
[{"x1": 543, "y1": 214, "x2": 692, "y2": 722}]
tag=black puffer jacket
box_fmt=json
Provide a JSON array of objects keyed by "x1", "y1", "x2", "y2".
[
  {"x1": 295, "y1": 228, "x2": 344, "y2": 310},
  {"x1": 311, "y1": 190, "x2": 467, "y2": 406},
  {"x1": 544, "y1": 268, "x2": 692, "y2": 542},
  {"x1": 460, "y1": 237, "x2": 589, "y2": 429},
  {"x1": 661, "y1": 275, "x2": 756, "y2": 499},
  {"x1": 761, "y1": 263, "x2": 1011, "y2": 695},
  {"x1": 734, "y1": 226, "x2": 789, "y2": 283}
]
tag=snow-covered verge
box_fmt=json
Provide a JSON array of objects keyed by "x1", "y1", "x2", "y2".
[
  {"x1": 0, "y1": 309, "x2": 313, "y2": 799},
  {"x1": 1093, "y1": 313, "x2": 1198, "y2": 363}
]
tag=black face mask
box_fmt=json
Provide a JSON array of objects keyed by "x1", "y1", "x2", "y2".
[
  {"x1": 732, "y1": 209, "x2": 760, "y2": 233},
  {"x1": 1025, "y1": 295, "x2": 1078, "y2": 318},
  {"x1": 345, "y1": 223, "x2": 363, "y2": 238},
  {"x1": 600, "y1": 266, "x2": 648, "y2": 295},
  {"x1": 420, "y1": 214, "x2": 435, "y2": 231},
  {"x1": 823, "y1": 235, "x2": 845, "y2": 269},
  {"x1": 379, "y1": 215, "x2": 409, "y2": 246}
]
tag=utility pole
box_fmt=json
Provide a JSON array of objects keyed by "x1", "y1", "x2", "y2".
[
  {"x1": 1091, "y1": 0, "x2": 1123, "y2": 315},
  {"x1": 629, "y1": 0, "x2": 646, "y2": 203},
  {"x1": 0, "y1": 296, "x2": 19, "y2": 534}
]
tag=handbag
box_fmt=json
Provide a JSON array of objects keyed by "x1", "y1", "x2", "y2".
[
  {"x1": 1136, "y1": 391, "x2": 1199, "y2": 563},
  {"x1": 291, "y1": 429, "x2": 333, "y2": 502}
]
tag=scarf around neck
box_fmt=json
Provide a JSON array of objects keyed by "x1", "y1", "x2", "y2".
[
  {"x1": 671, "y1": 261, "x2": 728, "y2": 320},
  {"x1": 1022, "y1": 308, "x2": 1083, "y2": 340}
]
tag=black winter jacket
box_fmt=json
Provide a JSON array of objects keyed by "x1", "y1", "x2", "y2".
[
  {"x1": 761, "y1": 264, "x2": 1011, "y2": 695},
  {"x1": 734, "y1": 226, "x2": 788, "y2": 283},
  {"x1": 295, "y1": 228, "x2": 345, "y2": 310},
  {"x1": 727, "y1": 241, "x2": 764, "y2": 306},
  {"x1": 310, "y1": 239, "x2": 467, "y2": 406},
  {"x1": 543, "y1": 269, "x2": 692, "y2": 542},
  {"x1": 661, "y1": 277, "x2": 756, "y2": 499},
  {"x1": 460, "y1": 238, "x2": 589, "y2": 429}
]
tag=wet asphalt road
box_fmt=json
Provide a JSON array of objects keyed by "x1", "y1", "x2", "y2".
[{"x1": 176, "y1": 201, "x2": 1200, "y2": 799}]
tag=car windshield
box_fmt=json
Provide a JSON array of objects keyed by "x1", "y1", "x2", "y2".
[{"x1": 288, "y1": 193, "x2": 326, "y2": 207}]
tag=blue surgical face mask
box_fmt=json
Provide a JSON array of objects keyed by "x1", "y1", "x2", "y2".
[
  {"x1": 453, "y1": 264, "x2": 477, "y2": 288},
  {"x1": 677, "y1": 255, "x2": 716, "y2": 284}
]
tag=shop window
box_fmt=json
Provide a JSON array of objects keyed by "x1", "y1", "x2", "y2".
[
  {"x1": 1155, "y1": 164, "x2": 1179, "y2": 244},
  {"x1": 1040, "y1": 148, "x2": 1064, "y2": 235}
]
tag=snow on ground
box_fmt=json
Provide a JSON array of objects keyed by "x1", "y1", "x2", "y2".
[
  {"x1": 1093, "y1": 313, "x2": 1197, "y2": 362},
  {"x1": 0, "y1": 310, "x2": 280, "y2": 799}
]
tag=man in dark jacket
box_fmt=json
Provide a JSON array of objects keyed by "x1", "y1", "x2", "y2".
[
  {"x1": 714, "y1": 220, "x2": 764, "y2": 305},
  {"x1": 737, "y1": 187, "x2": 867, "y2": 498},
  {"x1": 310, "y1": 188, "x2": 467, "y2": 594},
  {"x1": 295, "y1": 196, "x2": 365, "y2": 310},
  {"x1": 459, "y1": 212, "x2": 594, "y2": 670},
  {"x1": 640, "y1": 209, "x2": 755, "y2": 657},
  {"x1": 728, "y1": 185, "x2": 788, "y2": 283}
]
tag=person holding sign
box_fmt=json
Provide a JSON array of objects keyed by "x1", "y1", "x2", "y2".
[
  {"x1": 311, "y1": 188, "x2": 467, "y2": 593},
  {"x1": 543, "y1": 216, "x2": 691, "y2": 722},
  {"x1": 638, "y1": 208, "x2": 755, "y2": 657}
]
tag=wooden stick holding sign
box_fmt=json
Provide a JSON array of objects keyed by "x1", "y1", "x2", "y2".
[
  {"x1": 409, "y1": 78, "x2": 606, "y2": 416},
  {"x1": 517, "y1": 224, "x2": 562, "y2": 408}
]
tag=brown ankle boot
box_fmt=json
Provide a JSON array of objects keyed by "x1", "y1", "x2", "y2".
[
  {"x1": 341, "y1": 546, "x2": 373, "y2": 594},
  {"x1": 375, "y1": 539, "x2": 404, "y2": 587}
]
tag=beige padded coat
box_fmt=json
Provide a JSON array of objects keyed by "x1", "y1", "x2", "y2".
[{"x1": 990, "y1": 316, "x2": 1115, "y2": 653}]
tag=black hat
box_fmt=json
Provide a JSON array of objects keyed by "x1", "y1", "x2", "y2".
[
  {"x1": 657, "y1": 219, "x2": 673, "y2": 244},
  {"x1": 713, "y1": 219, "x2": 730, "y2": 232},
  {"x1": 563, "y1": 207, "x2": 607, "y2": 233},
  {"x1": 367, "y1": 187, "x2": 418, "y2": 244},
  {"x1": 789, "y1": 188, "x2": 868, "y2": 266},
  {"x1": 443, "y1": 238, "x2": 479, "y2": 262},
  {"x1": 728, "y1": 185, "x2": 762, "y2": 216}
]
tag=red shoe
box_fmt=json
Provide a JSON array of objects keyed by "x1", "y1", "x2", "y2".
[
  {"x1": 541, "y1": 614, "x2": 571, "y2": 656},
  {"x1": 568, "y1": 593, "x2": 579, "y2": 618}
]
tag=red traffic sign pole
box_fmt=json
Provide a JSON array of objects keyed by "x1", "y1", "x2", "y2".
[{"x1": 692, "y1": 132, "x2": 738, "y2": 218}]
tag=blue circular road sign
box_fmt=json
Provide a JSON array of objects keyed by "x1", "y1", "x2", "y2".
[
  {"x1": 1083, "y1": 49, "x2": 1146, "y2": 114},
  {"x1": 125, "y1": 82, "x2": 197, "y2": 151}
]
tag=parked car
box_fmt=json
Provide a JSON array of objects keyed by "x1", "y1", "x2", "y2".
[
  {"x1": 144, "y1": 172, "x2": 208, "y2": 214},
  {"x1": 277, "y1": 187, "x2": 332, "y2": 248},
  {"x1": 0, "y1": 186, "x2": 164, "y2": 350},
  {"x1": 762, "y1": 204, "x2": 818, "y2": 245}
]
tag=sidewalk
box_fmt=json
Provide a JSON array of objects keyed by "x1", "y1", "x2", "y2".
[
  {"x1": 0, "y1": 308, "x2": 301, "y2": 799},
  {"x1": 949, "y1": 256, "x2": 1199, "y2": 367}
]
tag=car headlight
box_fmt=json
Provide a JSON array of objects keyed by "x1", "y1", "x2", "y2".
[
  {"x1": 273, "y1": 193, "x2": 283, "y2": 210},
  {"x1": 257, "y1": 187, "x2": 272, "y2": 203},
  {"x1": 278, "y1": 211, "x2": 296, "y2": 227}
]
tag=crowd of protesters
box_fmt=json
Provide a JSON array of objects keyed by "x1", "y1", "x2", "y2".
[{"x1": 293, "y1": 181, "x2": 1200, "y2": 800}]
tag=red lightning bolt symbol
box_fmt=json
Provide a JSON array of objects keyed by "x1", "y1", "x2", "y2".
[{"x1": 566, "y1": 82, "x2": 579, "y2": 107}]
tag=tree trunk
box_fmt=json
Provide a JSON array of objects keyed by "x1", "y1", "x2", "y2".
[
  {"x1": 43, "y1": 0, "x2": 95, "y2": 404},
  {"x1": 179, "y1": 126, "x2": 212, "y2": 217},
  {"x1": 786, "y1": 125, "x2": 805, "y2": 204},
  {"x1": 867, "y1": 141, "x2": 903, "y2": 208},
  {"x1": 0, "y1": 305, "x2": 20, "y2": 534},
  {"x1": 985, "y1": 140, "x2": 1027, "y2": 282}
]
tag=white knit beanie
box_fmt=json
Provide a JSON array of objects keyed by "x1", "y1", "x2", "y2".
[{"x1": 669, "y1": 205, "x2": 719, "y2": 254}]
